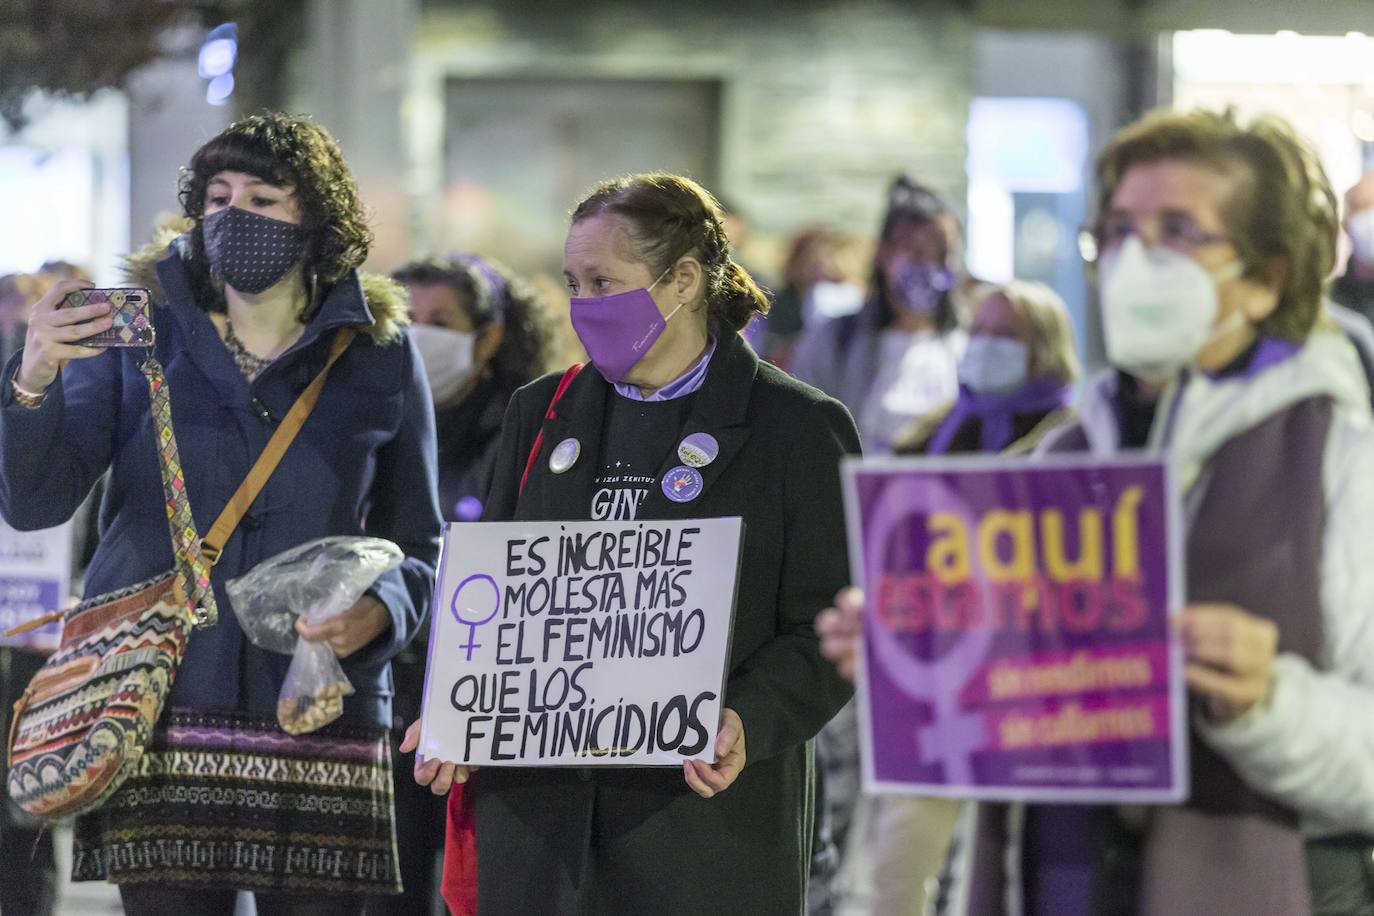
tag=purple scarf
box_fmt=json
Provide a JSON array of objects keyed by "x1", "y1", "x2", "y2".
[
  {"x1": 927, "y1": 379, "x2": 1071, "y2": 455},
  {"x1": 1203, "y1": 335, "x2": 1301, "y2": 382}
]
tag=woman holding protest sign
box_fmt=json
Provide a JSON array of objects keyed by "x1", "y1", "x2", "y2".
[
  {"x1": 403, "y1": 172, "x2": 859, "y2": 914},
  {"x1": 820, "y1": 108, "x2": 1374, "y2": 916}
]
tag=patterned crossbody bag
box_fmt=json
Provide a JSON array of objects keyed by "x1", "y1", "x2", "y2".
[{"x1": 5, "y1": 327, "x2": 356, "y2": 820}]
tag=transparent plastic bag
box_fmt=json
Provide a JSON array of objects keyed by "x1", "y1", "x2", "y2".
[{"x1": 227, "y1": 536, "x2": 404, "y2": 735}]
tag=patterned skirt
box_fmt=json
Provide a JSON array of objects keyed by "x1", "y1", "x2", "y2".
[{"x1": 72, "y1": 708, "x2": 401, "y2": 895}]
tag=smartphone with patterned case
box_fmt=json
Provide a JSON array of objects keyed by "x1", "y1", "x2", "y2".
[{"x1": 60, "y1": 288, "x2": 155, "y2": 347}]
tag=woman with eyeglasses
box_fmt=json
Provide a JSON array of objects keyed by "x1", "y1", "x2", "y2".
[{"x1": 820, "y1": 108, "x2": 1374, "y2": 916}]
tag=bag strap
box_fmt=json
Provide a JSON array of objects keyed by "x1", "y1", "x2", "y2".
[
  {"x1": 142, "y1": 326, "x2": 357, "y2": 627},
  {"x1": 519, "y1": 363, "x2": 584, "y2": 497},
  {"x1": 200, "y1": 327, "x2": 357, "y2": 565}
]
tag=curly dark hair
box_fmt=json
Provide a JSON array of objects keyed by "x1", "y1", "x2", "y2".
[
  {"x1": 177, "y1": 112, "x2": 372, "y2": 316},
  {"x1": 569, "y1": 173, "x2": 769, "y2": 335},
  {"x1": 392, "y1": 255, "x2": 558, "y2": 394}
]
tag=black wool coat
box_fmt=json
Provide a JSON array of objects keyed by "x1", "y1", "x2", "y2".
[{"x1": 468, "y1": 332, "x2": 859, "y2": 915}]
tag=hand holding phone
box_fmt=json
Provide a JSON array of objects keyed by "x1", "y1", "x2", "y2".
[
  {"x1": 15, "y1": 281, "x2": 121, "y2": 395},
  {"x1": 58, "y1": 288, "x2": 154, "y2": 348}
]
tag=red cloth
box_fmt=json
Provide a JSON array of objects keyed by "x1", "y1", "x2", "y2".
[
  {"x1": 444, "y1": 364, "x2": 582, "y2": 915},
  {"x1": 440, "y1": 784, "x2": 478, "y2": 916}
]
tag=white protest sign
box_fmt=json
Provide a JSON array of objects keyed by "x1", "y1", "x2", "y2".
[
  {"x1": 0, "y1": 519, "x2": 72, "y2": 652},
  {"x1": 419, "y1": 517, "x2": 743, "y2": 767}
]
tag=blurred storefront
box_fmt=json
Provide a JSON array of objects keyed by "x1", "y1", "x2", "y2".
[{"x1": 1171, "y1": 29, "x2": 1374, "y2": 213}]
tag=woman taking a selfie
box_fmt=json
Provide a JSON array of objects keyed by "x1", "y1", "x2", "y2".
[
  {"x1": 0, "y1": 113, "x2": 441, "y2": 915},
  {"x1": 404, "y1": 172, "x2": 858, "y2": 915}
]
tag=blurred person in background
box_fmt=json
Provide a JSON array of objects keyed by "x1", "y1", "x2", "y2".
[
  {"x1": 793, "y1": 176, "x2": 973, "y2": 913},
  {"x1": 717, "y1": 195, "x2": 774, "y2": 293},
  {"x1": 1332, "y1": 170, "x2": 1374, "y2": 319},
  {"x1": 792, "y1": 176, "x2": 973, "y2": 453},
  {"x1": 1322, "y1": 171, "x2": 1374, "y2": 401},
  {"x1": 0, "y1": 273, "x2": 43, "y2": 367},
  {"x1": 393, "y1": 255, "x2": 557, "y2": 526},
  {"x1": 0, "y1": 273, "x2": 57, "y2": 916},
  {"x1": 36, "y1": 260, "x2": 90, "y2": 284},
  {"x1": 378, "y1": 253, "x2": 556, "y2": 915},
  {"x1": 757, "y1": 228, "x2": 864, "y2": 370},
  {"x1": 897, "y1": 280, "x2": 1079, "y2": 456},
  {"x1": 0, "y1": 263, "x2": 98, "y2": 916},
  {"x1": 822, "y1": 107, "x2": 1374, "y2": 916},
  {"x1": 853, "y1": 281, "x2": 1080, "y2": 916}
]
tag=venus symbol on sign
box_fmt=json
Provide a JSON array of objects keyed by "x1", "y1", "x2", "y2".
[{"x1": 450, "y1": 574, "x2": 500, "y2": 661}]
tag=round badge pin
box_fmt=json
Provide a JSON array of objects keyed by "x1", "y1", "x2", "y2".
[
  {"x1": 661, "y1": 465, "x2": 704, "y2": 503},
  {"x1": 549, "y1": 438, "x2": 581, "y2": 474},
  {"x1": 677, "y1": 432, "x2": 720, "y2": 469}
]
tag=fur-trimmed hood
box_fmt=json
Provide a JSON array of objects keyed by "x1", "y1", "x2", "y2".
[{"x1": 120, "y1": 218, "x2": 410, "y2": 344}]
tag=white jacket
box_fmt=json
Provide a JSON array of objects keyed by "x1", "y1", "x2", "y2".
[{"x1": 1039, "y1": 328, "x2": 1374, "y2": 836}]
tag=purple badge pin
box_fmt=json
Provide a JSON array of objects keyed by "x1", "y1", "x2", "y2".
[
  {"x1": 678, "y1": 432, "x2": 720, "y2": 469},
  {"x1": 661, "y1": 465, "x2": 704, "y2": 503}
]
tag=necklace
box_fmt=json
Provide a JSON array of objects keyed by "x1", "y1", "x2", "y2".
[{"x1": 222, "y1": 319, "x2": 274, "y2": 381}]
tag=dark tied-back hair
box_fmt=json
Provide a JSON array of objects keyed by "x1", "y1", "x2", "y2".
[
  {"x1": 392, "y1": 255, "x2": 557, "y2": 394},
  {"x1": 570, "y1": 172, "x2": 769, "y2": 335},
  {"x1": 869, "y1": 174, "x2": 960, "y2": 333},
  {"x1": 178, "y1": 111, "x2": 372, "y2": 316}
]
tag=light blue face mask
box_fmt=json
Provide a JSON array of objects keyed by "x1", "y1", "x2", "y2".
[{"x1": 958, "y1": 335, "x2": 1030, "y2": 394}]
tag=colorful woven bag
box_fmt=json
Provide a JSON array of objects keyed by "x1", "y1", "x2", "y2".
[{"x1": 5, "y1": 328, "x2": 355, "y2": 819}]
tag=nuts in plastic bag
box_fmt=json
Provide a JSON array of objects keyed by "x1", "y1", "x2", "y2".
[{"x1": 227, "y1": 536, "x2": 404, "y2": 734}]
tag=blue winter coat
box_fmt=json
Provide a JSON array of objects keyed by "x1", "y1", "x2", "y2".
[{"x1": 0, "y1": 236, "x2": 442, "y2": 728}]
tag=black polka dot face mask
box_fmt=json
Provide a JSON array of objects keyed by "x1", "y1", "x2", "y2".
[{"x1": 203, "y1": 206, "x2": 306, "y2": 295}]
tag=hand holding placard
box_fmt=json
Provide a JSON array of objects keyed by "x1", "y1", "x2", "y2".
[
  {"x1": 842, "y1": 456, "x2": 1187, "y2": 804},
  {"x1": 1180, "y1": 602, "x2": 1278, "y2": 723},
  {"x1": 402, "y1": 719, "x2": 476, "y2": 794},
  {"x1": 418, "y1": 518, "x2": 744, "y2": 768},
  {"x1": 682, "y1": 708, "x2": 746, "y2": 798},
  {"x1": 817, "y1": 587, "x2": 865, "y2": 682}
]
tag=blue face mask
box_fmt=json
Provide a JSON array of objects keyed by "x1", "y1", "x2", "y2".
[
  {"x1": 959, "y1": 335, "x2": 1030, "y2": 394},
  {"x1": 893, "y1": 262, "x2": 955, "y2": 314}
]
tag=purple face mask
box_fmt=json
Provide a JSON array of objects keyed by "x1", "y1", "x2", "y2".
[
  {"x1": 892, "y1": 261, "x2": 955, "y2": 313},
  {"x1": 570, "y1": 270, "x2": 682, "y2": 383}
]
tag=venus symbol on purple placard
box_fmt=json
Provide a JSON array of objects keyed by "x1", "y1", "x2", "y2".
[
  {"x1": 865, "y1": 475, "x2": 993, "y2": 784},
  {"x1": 450, "y1": 573, "x2": 500, "y2": 661}
]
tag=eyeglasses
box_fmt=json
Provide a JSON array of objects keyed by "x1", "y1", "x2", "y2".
[{"x1": 1080, "y1": 212, "x2": 1231, "y2": 264}]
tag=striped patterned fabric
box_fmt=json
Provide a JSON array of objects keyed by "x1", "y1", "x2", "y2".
[
  {"x1": 6, "y1": 573, "x2": 193, "y2": 818},
  {"x1": 72, "y1": 708, "x2": 401, "y2": 895},
  {"x1": 6, "y1": 354, "x2": 209, "y2": 820}
]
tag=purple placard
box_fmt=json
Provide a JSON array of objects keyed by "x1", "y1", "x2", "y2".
[
  {"x1": 0, "y1": 577, "x2": 62, "y2": 651},
  {"x1": 842, "y1": 454, "x2": 1187, "y2": 804}
]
